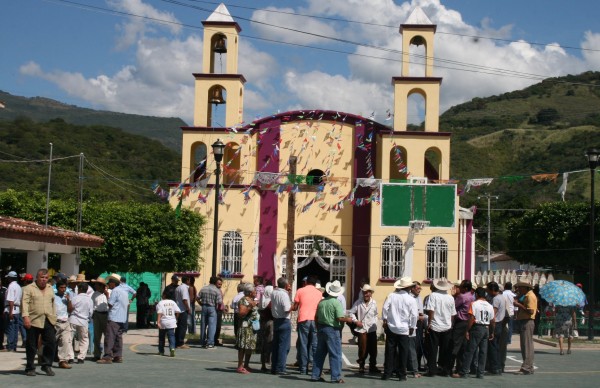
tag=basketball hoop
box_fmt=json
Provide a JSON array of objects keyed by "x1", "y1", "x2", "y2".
[{"x1": 409, "y1": 220, "x2": 430, "y2": 231}]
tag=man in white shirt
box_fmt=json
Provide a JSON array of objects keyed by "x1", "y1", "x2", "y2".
[
  {"x1": 156, "y1": 290, "x2": 181, "y2": 357},
  {"x1": 453, "y1": 287, "x2": 495, "y2": 379},
  {"x1": 91, "y1": 277, "x2": 110, "y2": 361},
  {"x1": 488, "y1": 282, "x2": 508, "y2": 375},
  {"x1": 270, "y1": 277, "x2": 292, "y2": 375},
  {"x1": 174, "y1": 276, "x2": 191, "y2": 349},
  {"x1": 3, "y1": 271, "x2": 22, "y2": 352},
  {"x1": 503, "y1": 282, "x2": 516, "y2": 344},
  {"x1": 408, "y1": 281, "x2": 425, "y2": 376},
  {"x1": 381, "y1": 277, "x2": 418, "y2": 381},
  {"x1": 424, "y1": 278, "x2": 457, "y2": 377},
  {"x1": 69, "y1": 282, "x2": 93, "y2": 363},
  {"x1": 349, "y1": 284, "x2": 379, "y2": 374},
  {"x1": 54, "y1": 280, "x2": 73, "y2": 369}
]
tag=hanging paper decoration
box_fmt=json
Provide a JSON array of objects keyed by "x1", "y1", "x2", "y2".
[
  {"x1": 531, "y1": 173, "x2": 559, "y2": 183},
  {"x1": 464, "y1": 178, "x2": 494, "y2": 192},
  {"x1": 557, "y1": 172, "x2": 569, "y2": 201}
]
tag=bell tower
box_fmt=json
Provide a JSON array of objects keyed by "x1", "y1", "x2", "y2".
[
  {"x1": 194, "y1": 3, "x2": 245, "y2": 127},
  {"x1": 392, "y1": 7, "x2": 442, "y2": 132}
]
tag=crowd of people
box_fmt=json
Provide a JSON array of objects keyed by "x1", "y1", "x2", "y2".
[
  {"x1": 164, "y1": 273, "x2": 553, "y2": 383},
  {"x1": 1, "y1": 268, "x2": 580, "y2": 381}
]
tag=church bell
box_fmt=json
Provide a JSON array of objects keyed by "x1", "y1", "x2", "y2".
[
  {"x1": 213, "y1": 36, "x2": 227, "y2": 54},
  {"x1": 210, "y1": 88, "x2": 226, "y2": 105}
]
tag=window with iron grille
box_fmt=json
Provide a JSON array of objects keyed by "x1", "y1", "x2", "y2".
[
  {"x1": 221, "y1": 231, "x2": 242, "y2": 274},
  {"x1": 426, "y1": 236, "x2": 448, "y2": 279},
  {"x1": 381, "y1": 236, "x2": 403, "y2": 279}
]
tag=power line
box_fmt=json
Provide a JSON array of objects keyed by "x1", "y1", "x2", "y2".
[{"x1": 43, "y1": 0, "x2": 600, "y2": 87}]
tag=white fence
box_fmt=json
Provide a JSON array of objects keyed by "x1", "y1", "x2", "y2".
[{"x1": 472, "y1": 270, "x2": 553, "y2": 289}]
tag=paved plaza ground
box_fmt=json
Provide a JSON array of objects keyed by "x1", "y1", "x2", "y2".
[{"x1": 2, "y1": 324, "x2": 600, "y2": 387}]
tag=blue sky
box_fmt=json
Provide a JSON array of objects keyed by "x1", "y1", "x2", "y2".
[{"x1": 1, "y1": 0, "x2": 599, "y2": 125}]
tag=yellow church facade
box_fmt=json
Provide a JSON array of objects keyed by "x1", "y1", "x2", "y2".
[{"x1": 173, "y1": 5, "x2": 475, "y2": 307}]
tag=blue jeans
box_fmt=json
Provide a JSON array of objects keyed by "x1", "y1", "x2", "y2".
[
  {"x1": 271, "y1": 318, "x2": 291, "y2": 373},
  {"x1": 311, "y1": 325, "x2": 343, "y2": 382},
  {"x1": 297, "y1": 320, "x2": 317, "y2": 372},
  {"x1": 200, "y1": 305, "x2": 217, "y2": 346},
  {"x1": 5, "y1": 313, "x2": 20, "y2": 350},
  {"x1": 158, "y1": 328, "x2": 176, "y2": 353}
]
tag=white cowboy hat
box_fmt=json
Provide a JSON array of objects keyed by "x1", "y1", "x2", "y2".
[
  {"x1": 106, "y1": 273, "x2": 121, "y2": 283},
  {"x1": 433, "y1": 277, "x2": 453, "y2": 291},
  {"x1": 325, "y1": 280, "x2": 345, "y2": 297},
  {"x1": 394, "y1": 277, "x2": 415, "y2": 289},
  {"x1": 361, "y1": 284, "x2": 375, "y2": 293}
]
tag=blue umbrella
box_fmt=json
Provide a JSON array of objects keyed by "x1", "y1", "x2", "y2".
[{"x1": 539, "y1": 280, "x2": 586, "y2": 307}]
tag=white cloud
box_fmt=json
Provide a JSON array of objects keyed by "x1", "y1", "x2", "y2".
[
  {"x1": 582, "y1": 31, "x2": 600, "y2": 68},
  {"x1": 107, "y1": 0, "x2": 181, "y2": 50}
]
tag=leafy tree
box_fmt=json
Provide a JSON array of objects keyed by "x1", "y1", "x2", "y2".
[
  {"x1": 534, "y1": 108, "x2": 560, "y2": 125},
  {"x1": 506, "y1": 201, "x2": 597, "y2": 271},
  {"x1": 0, "y1": 190, "x2": 204, "y2": 273}
]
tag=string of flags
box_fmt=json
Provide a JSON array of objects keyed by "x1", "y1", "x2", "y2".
[{"x1": 152, "y1": 111, "x2": 593, "y2": 211}]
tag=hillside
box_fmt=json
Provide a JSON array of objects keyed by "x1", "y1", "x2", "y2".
[
  {"x1": 0, "y1": 118, "x2": 181, "y2": 202},
  {"x1": 441, "y1": 71, "x2": 600, "y2": 253},
  {"x1": 0, "y1": 90, "x2": 186, "y2": 151}
]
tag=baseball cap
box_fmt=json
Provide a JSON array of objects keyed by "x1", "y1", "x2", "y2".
[
  {"x1": 54, "y1": 272, "x2": 68, "y2": 281},
  {"x1": 171, "y1": 274, "x2": 180, "y2": 281},
  {"x1": 23, "y1": 273, "x2": 33, "y2": 281},
  {"x1": 5, "y1": 271, "x2": 18, "y2": 278}
]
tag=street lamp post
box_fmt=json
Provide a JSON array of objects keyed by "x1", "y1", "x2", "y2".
[
  {"x1": 586, "y1": 148, "x2": 599, "y2": 340},
  {"x1": 211, "y1": 139, "x2": 225, "y2": 278}
]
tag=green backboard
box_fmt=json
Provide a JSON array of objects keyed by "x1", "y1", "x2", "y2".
[{"x1": 381, "y1": 183, "x2": 456, "y2": 227}]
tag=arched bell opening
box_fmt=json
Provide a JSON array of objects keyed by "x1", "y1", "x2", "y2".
[
  {"x1": 207, "y1": 85, "x2": 227, "y2": 127},
  {"x1": 210, "y1": 33, "x2": 228, "y2": 74}
]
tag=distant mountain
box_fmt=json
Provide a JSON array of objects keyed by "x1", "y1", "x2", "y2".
[
  {"x1": 0, "y1": 118, "x2": 181, "y2": 202},
  {"x1": 0, "y1": 90, "x2": 186, "y2": 151}
]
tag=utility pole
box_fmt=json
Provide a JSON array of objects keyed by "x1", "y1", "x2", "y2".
[
  {"x1": 76, "y1": 153, "x2": 84, "y2": 263},
  {"x1": 286, "y1": 156, "x2": 297, "y2": 283},
  {"x1": 478, "y1": 193, "x2": 498, "y2": 272},
  {"x1": 45, "y1": 143, "x2": 53, "y2": 228}
]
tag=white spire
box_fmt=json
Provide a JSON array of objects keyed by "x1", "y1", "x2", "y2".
[
  {"x1": 405, "y1": 7, "x2": 433, "y2": 25},
  {"x1": 206, "y1": 3, "x2": 234, "y2": 22}
]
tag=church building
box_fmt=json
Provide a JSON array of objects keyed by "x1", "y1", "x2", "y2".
[{"x1": 173, "y1": 4, "x2": 475, "y2": 306}]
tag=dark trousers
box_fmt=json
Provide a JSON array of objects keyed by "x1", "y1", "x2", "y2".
[
  {"x1": 214, "y1": 309, "x2": 223, "y2": 344},
  {"x1": 0, "y1": 312, "x2": 5, "y2": 350},
  {"x1": 427, "y1": 328, "x2": 452, "y2": 375},
  {"x1": 415, "y1": 320, "x2": 425, "y2": 369},
  {"x1": 357, "y1": 331, "x2": 377, "y2": 367},
  {"x1": 175, "y1": 311, "x2": 188, "y2": 347},
  {"x1": 459, "y1": 325, "x2": 489, "y2": 376},
  {"x1": 136, "y1": 304, "x2": 148, "y2": 328},
  {"x1": 488, "y1": 322, "x2": 505, "y2": 373},
  {"x1": 25, "y1": 319, "x2": 56, "y2": 371},
  {"x1": 93, "y1": 312, "x2": 108, "y2": 359},
  {"x1": 450, "y1": 319, "x2": 469, "y2": 372},
  {"x1": 103, "y1": 320, "x2": 125, "y2": 359},
  {"x1": 383, "y1": 328, "x2": 409, "y2": 378}
]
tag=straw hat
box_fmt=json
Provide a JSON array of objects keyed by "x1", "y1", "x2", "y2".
[
  {"x1": 361, "y1": 284, "x2": 375, "y2": 293},
  {"x1": 394, "y1": 277, "x2": 415, "y2": 289},
  {"x1": 515, "y1": 280, "x2": 534, "y2": 289},
  {"x1": 325, "y1": 280, "x2": 345, "y2": 297},
  {"x1": 67, "y1": 275, "x2": 77, "y2": 283},
  {"x1": 106, "y1": 273, "x2": 121, "y2": 283},
  {"x1": 432, "y1": 277, "x2": 453, "y2": 291},
  {"x1": 91, "y1": 276, "x2": 106, "y2": 285},
  {"x1": 75, "y1": 273, "x2": 88, "y2": 283}
]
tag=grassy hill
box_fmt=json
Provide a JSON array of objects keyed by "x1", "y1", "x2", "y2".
[
  {"x1": 0, "y1": 118, "x2": 180, "y2": 202},
  {"x1": 441, "y1": 71, "x2": 600, "y2": 252},
  {"x1": 0, "y1": 90, "x2": 186, "y2": 151}
]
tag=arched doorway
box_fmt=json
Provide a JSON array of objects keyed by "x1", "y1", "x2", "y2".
[{"x1": 280, "y1": 235, "x2": 348, "y2": 294}]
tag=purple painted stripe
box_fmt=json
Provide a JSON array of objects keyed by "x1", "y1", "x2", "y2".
[{"x1": 257, "y1": 120, "x2": 281, "y2": 283}]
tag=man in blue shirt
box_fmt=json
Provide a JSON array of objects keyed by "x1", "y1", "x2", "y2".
[
  {"x1": 118, "y1": 277, "x2": 136, "y2": 332},
  {"x1": 97, "y1": 274, "x2": 128, "y2": 364}
]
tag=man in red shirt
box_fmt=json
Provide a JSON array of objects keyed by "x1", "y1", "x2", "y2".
[{"x1": 292, "y1": 275, "x2": 322, "y2": 374}]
